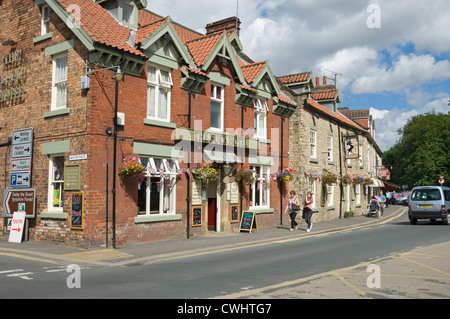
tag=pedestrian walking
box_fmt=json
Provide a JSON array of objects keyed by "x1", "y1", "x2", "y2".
[
  {"x1": 385, "y1": 191, "x2": 390, "y2": 208},
  {"x1": 377, "y1": 190, "x2": 386, "y2": 219},
  {"x1": 392, "y1": 191, "x2": 397, "y2": 205},
  {"x1": 285, "y1": 190, "x2": 300, "y2": 231},
  {"x1": 303, "y1": 191, "x2": 314, "y2": 232}
]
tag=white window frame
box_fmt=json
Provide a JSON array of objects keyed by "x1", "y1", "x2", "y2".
[
  {"x1": 51, "y1": 52, "x2": 68, "y2": 111},
  {"x1": 310, "y1": 130, "x2": 317, "y2": 158},
  {"x1": 138, "y1": 157, "x2": 179, "y2": 216},
  {"x1": 48, "y1": 154, "x2": 64, "y2": 212},
  {"x1": 327, "y1": 135, "x2": 333, "y2": 162},
  {"x1": 147, "y1": 64, "x2": 172, "y2": 122},
  {"x1": 210, "y1": 83, "x2": 224, "y2": 131},
  {"x1": 249, "y1": 165, "x2": 270, "y2": 209},
  {"x1": 327, "y1": 185, "x2": 334, "y2": 207},
  {"x1": 359, "y1": 145, "x2": 363, "y2": 167},
  {"x1": 254, "y1": 99, "x2": 268, "y2": 139},
  {"x1": 308, "y1": 178, "x2": 316, "y2": 209},
  {"x1": 41, "y1": 5, "x2": 51, "y2": 35}
]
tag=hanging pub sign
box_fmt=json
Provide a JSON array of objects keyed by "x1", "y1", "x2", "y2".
[{"x1": 343, "y1": 135, "x2": 359, "y2": 159}]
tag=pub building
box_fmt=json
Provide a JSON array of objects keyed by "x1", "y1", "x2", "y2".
[{"x1": 0, "y1": 0, "x2": 296, "y2": 246}]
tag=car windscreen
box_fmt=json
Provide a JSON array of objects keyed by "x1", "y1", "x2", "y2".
[{"x1": 411, "y1": 189, "x2": 441, "y2": 201}]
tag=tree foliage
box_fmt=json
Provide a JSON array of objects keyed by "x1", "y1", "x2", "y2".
[{"x1": 383, "y1": 112, "x2": 450, "y2": 188}]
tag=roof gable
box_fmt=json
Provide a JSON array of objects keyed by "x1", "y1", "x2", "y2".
[
  {"x1": 186, "y1": 30, "x2": 245, "y2": 83},
  {"x1": 241, "y1": 61, "x2": 280, "y2": 97},
  {"x1": 137, "y1": 16, "x2": 192, "y2": 66}
]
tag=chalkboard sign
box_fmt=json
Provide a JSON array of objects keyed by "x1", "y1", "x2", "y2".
[
  {"x1": 230, "y1": 204, "x2": 239, "y2": 223},
  {"x1": 70, "y1": 192, "x2": 84, "y2": 230},
  {"x1": 191, "y1": 205, "x2": 202, "y2": 227},
  {"x1": 239, "y1": 211, "x2": 258, "y2": 233}
]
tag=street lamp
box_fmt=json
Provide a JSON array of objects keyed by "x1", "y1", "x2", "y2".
[{"x1": 111, "y1": 66, "x2": 123, "y2": 249}]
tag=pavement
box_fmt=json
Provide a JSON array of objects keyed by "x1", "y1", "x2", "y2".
[{"x1": 0, "y1": 205, "x2": 408, "y2": 267}]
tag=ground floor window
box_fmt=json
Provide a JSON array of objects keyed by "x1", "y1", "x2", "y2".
[
  {"x1": 327, "y1": 185, "x2": 334, "y2": 207},
  {"x1": 48, "y1": 155, "x2": 64, "y2": 211},
  {"x1": 137, "y1": 157, "x2": 180, "y2": 215},
  {"x1": 308, "y1": 178, "x2": 316, "y2": 209},
  {"x1": 249, "y1": 165, "x2": 270, "y2": 208}
]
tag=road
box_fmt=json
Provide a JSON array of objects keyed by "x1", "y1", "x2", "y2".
[{"x1": 1, "y1": 211, "x2": 449, "y2": 300}]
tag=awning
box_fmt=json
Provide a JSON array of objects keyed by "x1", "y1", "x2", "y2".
[
  {"x1": 203, "y1": 149, "x2": 242, "y2": 164},
  {"x1": 369, "y1": 178, "x2": 385, "y2": 187}
]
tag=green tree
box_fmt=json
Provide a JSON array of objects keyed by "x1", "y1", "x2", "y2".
[{"x1": 383, "y1": 112, "x2": 450, "y2": 188}]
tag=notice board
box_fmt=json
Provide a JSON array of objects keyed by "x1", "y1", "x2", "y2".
[
  {"x1": 230, "y1": 204, "x2": 239, "y2": 223},
  {"x1": 70, "y1": 192, "x2": 84, "y2": 230},
  {"x1": 191, "y1": 205, "x2": 202, "y2": 227},
  {"x1": 239, "y1": 211, "x2": 258, "y2": 233}
]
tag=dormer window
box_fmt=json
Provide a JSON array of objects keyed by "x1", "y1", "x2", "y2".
[
  {"x1": 120, "y1": 1, "x2": 136, "y2": 27},
  {"x1": 41, "y1": 5, "x2": 51, "y2": 35},
  {"x1": 99, "y1": 0, "x2": 138, "y2": 29}
]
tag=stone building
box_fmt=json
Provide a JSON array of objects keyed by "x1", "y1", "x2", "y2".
[
  {"x1": 278, "y1": 74, "x2": 384, "y2": 222},
  {"x1": 0, "y1": 0, "x2": 296, "y2": 247}
]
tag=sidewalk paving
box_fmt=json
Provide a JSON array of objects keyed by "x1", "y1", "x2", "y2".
[{"x1": 0, "y1": 206, "x2": 407, "y2": 267}]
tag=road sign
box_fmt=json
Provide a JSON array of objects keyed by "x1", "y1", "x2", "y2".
[
  {"x1": 10, "y1": 158, "x2": 31, "y2": 172},
  {"x1": 11, "y1": 143, "x2": 32, "y2": 158},
  {"x1": 439, "y1": 178, "x2": 445, "y2": 185},
  {"x1": 8, "y1": 212, "x2": 26, "y2": 243},
  {"x1": 2, "y1": 188, "x2": 36, "y2": 218},
  {"x1": 10, "y1": 172, "x2": 31, "y2": 188},
  {"x1": 12, "y1": 128, "x2": 33, "y2": 145}
]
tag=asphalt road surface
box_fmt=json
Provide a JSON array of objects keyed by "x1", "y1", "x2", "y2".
[{"x1": 1, "y1": 212, "x2": 449, "y2": 300}]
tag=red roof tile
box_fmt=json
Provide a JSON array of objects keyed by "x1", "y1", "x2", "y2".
[
  {"x1": 135, "y1": 17, "x2": 166, "y2": 44},
  {"x1": 278, "y1": 72, "x2": 312, "y2": 84},
  {"x1": 185, "y1": 31, "x2": 224, "y2": 67},
  {"x1": 57, "y1": 0, "x2": 145, "y2": 57},
  {"x1": 307, "y1": 98, "x2": 366, "y2": 132},
  {"x1": 241, "y1": 61, "x2": 267, "y2": 84},
  {"x1": 311, "y1": 90, "x2": 338, "y2": 101}
]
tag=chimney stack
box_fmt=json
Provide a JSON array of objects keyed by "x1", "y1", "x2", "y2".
[
  {"x1": 206, "y1": 17, "x2": 241, "y2": 36},
  {"x1": 323, "y1": 76, "x2": 327, "y2": 85},
  {"x1": 316, "y1": 77, "x2": 320, "y2": 86}
]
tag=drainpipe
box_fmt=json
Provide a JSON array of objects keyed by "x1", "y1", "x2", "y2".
[
  {"x1": 240, "y1": 104, "x2": 244, "y2": 222},
  {"x1": 186, "y1": 88, "x2": 192, "y2": 239},
  {"x1": 338, "y1": 125, "x2": 343, "y2": 219},
  {"x1": 280, "y1": 115, "x2": 284, "y2": 226}
]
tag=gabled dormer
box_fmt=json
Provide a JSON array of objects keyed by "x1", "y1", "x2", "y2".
[{"x1": 96, "y1": 0, "x2": 147, "y2": 29}]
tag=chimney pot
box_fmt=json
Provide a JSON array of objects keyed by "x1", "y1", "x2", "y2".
[
  {"x1": 323, "y1": 76, "x2": 327, "y2": 85},
  {"x1": 316, "y1": 77, "x2": 320, "y2": 86}
]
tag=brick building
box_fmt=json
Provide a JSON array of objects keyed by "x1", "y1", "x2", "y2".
[{"x1": 0, "y1": 0, "x2": 296, "y2": 247}]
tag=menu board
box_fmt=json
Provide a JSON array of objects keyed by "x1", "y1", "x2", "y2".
[
  {"x1": 191, "y1": 181, "x2": 202, "y2": 206},
  {"x1": 230, "y1": 204, "x2": 239, "y2": 223},
  {"x1": 239, "y1": 211, "x2": 258, "y2": 233},
  {"x1": 70, "y1": 192, "x2": 84, "y2": 230},
  {"x1": 64, "y1": 165, "x2": 81, "y2": 190},
  {"x1": 230, "y1": 181, "x2": 239, "y2": 204},
  {"x1": 191, "y1": 205, "x2": 202, "y2": 227}
]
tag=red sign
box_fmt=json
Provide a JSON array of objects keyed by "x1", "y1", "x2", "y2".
[
  {"x1": 439, "y1": 178, "x2": 445, "y2": 185},
  {"x1": 378, "y1": 166, "x2": 390, "y2": 180}
]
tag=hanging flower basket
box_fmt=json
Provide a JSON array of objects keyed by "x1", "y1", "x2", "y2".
[
  {"x1": 362, "y1": 177, "x2": 374, "y2": 186},
  {"x1": 340, "y1": 174, "x2": 352, "y2": 185},
  {"x1": 352, "y1": 176, "x2": 364, "y2": 185},
  {"x1": 322, "y1": 172, "x2": 338, "y2": 185},
  {"x1": 118, "y1": 156, "x2": 146, "y2": 182},
  {"x1": 234, "y1": 165, "x2": 255, "y2": 185},
  {"x1": 277, "y1": 166, "x2": 296, "y2": 182},
  {"x1": 192, "y1": 161, "x2": 217, "y2": 183}
]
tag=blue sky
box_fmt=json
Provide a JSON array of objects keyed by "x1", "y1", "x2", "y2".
[{"x1": 147, "y1": 0, "x2": 450, "y2": 151}]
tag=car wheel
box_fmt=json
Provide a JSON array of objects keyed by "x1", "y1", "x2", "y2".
[
  {"x1": 443, "y1": 215, "x2": 449, "y2": 225},
  {"x1": 410, "y1": 218, "x2": 417, "y2": 225}
]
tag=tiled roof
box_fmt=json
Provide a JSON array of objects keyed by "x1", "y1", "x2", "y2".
[
  {"x1": 138, "y1": 9, "x2": 203, "y2": 43},
  {"x1": 57, "y1": 0, "x2": 145, "y2": 57},
  {"x1": 307, "y1": 98, "x2": 365, "y2": 133},
  {"x1": 310, "y1": 89, "x2": 338, "y2": 101},
  {"x1": 278, "y1": 92, "x2": 296, "y2": 106},
  {"x1": 241, "y1": 61, "x2": 268, "y2": 84},
  {"x1": 135, "y1": 17, "x2": 166, "y2": 44},
  {"x1": 278, "y1": 72, "x2": 312, "y2": 84},
  {"x1": 185, "y1": 31, "x2": 224, "y2": 67}
]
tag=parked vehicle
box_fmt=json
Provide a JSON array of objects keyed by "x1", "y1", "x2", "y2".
[
  {"x1": 408, "y1": 186, "x2": 450, "y2": 225},
  {"x1": 397, "y1": 191, "x2": 411, "y2": 205}
]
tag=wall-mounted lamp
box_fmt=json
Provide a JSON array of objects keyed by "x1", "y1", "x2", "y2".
[
  {"x1": 2, "y1": 40, "x2": 17, "y2": 46},
  {"x1": 105, "y1": 127, "x2": 113, "y2": 136},
  {"x1": 114, "y1": 66, "x2": 123, "y2": 82}
]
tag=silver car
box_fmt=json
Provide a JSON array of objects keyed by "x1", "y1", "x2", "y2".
[{"x1": 408, "y1": 186, "x2": 450, "y2": 225}]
